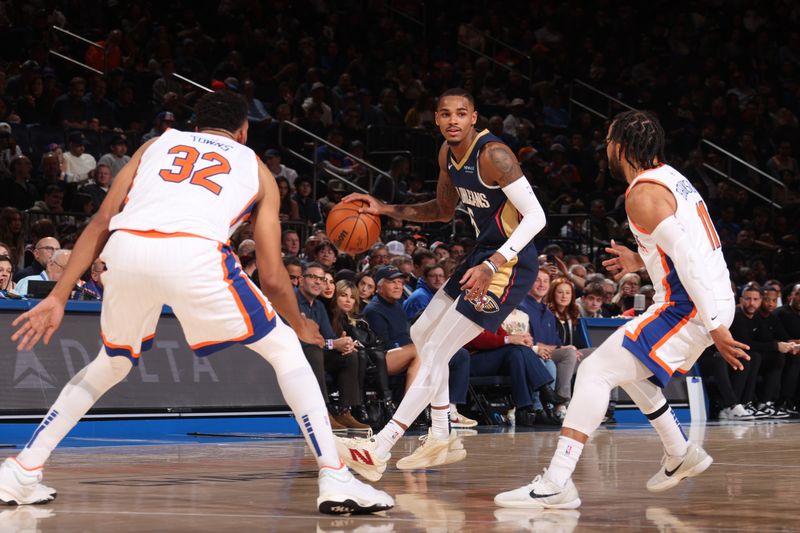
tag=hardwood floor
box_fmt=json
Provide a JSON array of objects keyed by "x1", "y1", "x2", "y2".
[{"x1": 2, "y1": 421, "x2": 798, "y2": 532}]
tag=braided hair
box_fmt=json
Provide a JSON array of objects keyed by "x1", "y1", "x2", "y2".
[{"x1": 608, "y1": 110, "x2": 665, "y2": 170}]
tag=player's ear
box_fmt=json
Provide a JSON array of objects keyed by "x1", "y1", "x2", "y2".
[{"x1": 470, "y1": 110, "x2": 477, "y2": 126}]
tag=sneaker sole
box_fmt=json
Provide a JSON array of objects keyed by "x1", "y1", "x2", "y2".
[
  {"x1": 450, "y1": 421, "x2": 478, "y2": 428},
  {"x1": 0, "y1": 488, "x2": 57, "y2": 506},
  {"x1": 317, "y1": 496, "x2": 393, "y2": 515},
  {"x1": 647, "y1": 454, "x2": 713, "y2": 492},
  {"x1": 494, "y1": 495, "x2": 582, "y2": 510}
]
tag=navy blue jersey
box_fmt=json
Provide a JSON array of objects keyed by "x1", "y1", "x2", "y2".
[{"x1": 447, "y1": 129, "x2": 528, "y2": 250}]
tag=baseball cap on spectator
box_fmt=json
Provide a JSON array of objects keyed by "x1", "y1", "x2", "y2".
[
  {"x1": 69, "y1": 131, "x2": 86, "y2": 145},
  {"x1": 21, "y1": 60, "x2": 39, "y2": 71},
  {"x1": 550, "y1": 143, "x2": 567, "y2": 153},
  {"x1": 0, "y1": 122, "x2": 10, "y2": 135},
  {"x1": 224, "y1": 77, "x2": 239, "y2": 91},
  {"x1": 430, "y1": 241, "x2": 449, "y2": 252},
  {"x1": 373, "y1": 265, "x2": 407, "y2": 284},
  {"x1": 46, "y1": 142, "x2": 61, "y2": 152},
  {"x1": 157, "y1": 111, "x2": 176, "y2": 122},
  {"x1": 517, "y1": 146, "x2": 538, "y2": 162},
  {"x1": 510, "y1": 98, "x2": 525, "y2": 107},
  {"x1": 386, "y1": 240, "x2": 405, "y2": 256},
  {"x1": 264, "y1": 148, "x2": 280, "y2": 158},
  {"x1": 413, "y1": 234, "x2": 429, "y2": 246}
]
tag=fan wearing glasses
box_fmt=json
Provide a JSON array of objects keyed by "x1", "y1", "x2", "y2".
[
  {"x1": 12, "y1": 237, "x2": 60, "y2": 283},
  {"x1": 15, "y1": 250, "x2": 72, "y2": 298}
]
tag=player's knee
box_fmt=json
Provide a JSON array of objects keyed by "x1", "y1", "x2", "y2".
[
  {"x1": 409, "y1": 319, "x2": 428, "y2": 347},
  {"x1": 575, "y1": 351, "x2": 612, "y2": 386},
  {"x1": 108, "y1": 355, "x2": 133, "y2": 381}
]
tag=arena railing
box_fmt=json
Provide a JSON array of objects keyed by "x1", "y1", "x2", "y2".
[
  {"x1": 700, "y1": 139, "x2": 785, "y2": 210},
  {"x1": 568, "y1": 79, "x2": 636, "y2": 121},
  {"x1": 278, "y1": 121, "x2": 393, "y2": 198},
  {"x1": 49, "y1": 26, "x2": 105, "y2": 75}
]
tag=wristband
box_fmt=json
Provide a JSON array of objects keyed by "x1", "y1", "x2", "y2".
[
  {"x1": 326, "y1": 339, "x2": 334, "y2": 350},
  {"x1": 483, "y1": 259, "x2": 498, "y2": 274}
]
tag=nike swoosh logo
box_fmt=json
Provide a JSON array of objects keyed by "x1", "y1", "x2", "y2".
[
  {"x1": 528, "y1": 490, "x2": 562, "y2": 499},
  {"x1": 510, "y1": 246, "x2": 518, "y2": 253},
  {"x1": 664, "y1": 461, "x2": 684, "y2": 477},
  {"x1": 711, "y1": 315, "x2": 718, "y2": 321}
]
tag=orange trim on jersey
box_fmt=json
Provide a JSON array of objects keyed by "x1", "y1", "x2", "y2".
[
  {"x1": 647, "y1": 351, "x2": 676, "y2": 376},
  {"x1": 189, "y1": 244, "x2": 254, "y2": 350},
  {"x1": 625, "y1": 302, "x2": 671, "y2": 342},
  {"x1": 624, "y1": 168, "x2": 667, "y2": 198},
  {"x1": 657, "y1": 246, "x2": 672, "y2": 302},
  {"x1": 630, "y1": 219, "x2": 650, "y2": 235},
  {"x1": 649, "y1": 306, "x2": 698, "y2": 358},
  {"x1": 119, "y1": 228, "x2": 214, "y2": 241},
  {"x1": 101, "y1": 332, "x2": 141, "y2": 359},
  {"x1": 142, "y1": 333, "x2": 155, "y2": 342},
  {"x1": 240, "y1": 270, "x2": 276, "y2": 321},
  {"x1": 675, "y1": 367, "x2": 689, "y2": 374},
  {"x1": 230, "y1": 193, "x2": 258, "y2": 226}
]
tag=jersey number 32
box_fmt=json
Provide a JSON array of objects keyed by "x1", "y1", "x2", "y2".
[{"x1": 159, "y1": 145, "x2": 231, "y2": 195}]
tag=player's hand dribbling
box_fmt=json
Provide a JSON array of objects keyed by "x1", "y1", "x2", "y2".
[
  {"x1": 11, "y1": 295, "x2": 66, "y2": 351},
  {"x1": 602, "y1": 239, "x2": 644, "y2": 281},
  {"x1": 341, "y1": 192, "x2": 387, "y2": 217},
  {"x1": 460, "y1": 263, "x2": 493, "y2": 303},
  {"x1": 710, "y1": 325, "x2": 750, "y2": 371},
  {"x1": 296, "y1": 314, "x2": 324, "y2": 347}
]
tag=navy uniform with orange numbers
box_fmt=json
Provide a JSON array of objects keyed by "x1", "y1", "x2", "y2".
[{"x1": 441, "y1": 129, "x2": 539, "y2": 331}]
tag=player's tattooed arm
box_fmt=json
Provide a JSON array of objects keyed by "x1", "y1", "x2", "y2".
[{"x1": 481, "y1": 143, "x2": 524, "y2": 187}]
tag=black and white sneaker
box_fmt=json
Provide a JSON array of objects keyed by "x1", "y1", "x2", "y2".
[
  {"x1": 760, "y1": 401, "x2": 791, "y2": 419},
  {"x1": 494, "y1": 470, "x2": 581, "y2": 509},
  {"x1": 743, "y1": 402, "x2": 770, "y2": 419}
]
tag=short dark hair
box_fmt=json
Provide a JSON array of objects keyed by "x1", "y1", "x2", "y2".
[
  {"x1": 194, "y1": 91, "x2": 248, "y2": 133},
  {"x1": 608, "y1": 110, "x2": 666, "y2": 171},
  {"x1": 439, "y1": 88, "x2": 475, "y2": 109},
  {"x1": 412, "y1": 248, "x2": 435, "y2": 267},
  {"x1": 741, "y1": 284, "x2": 762, "y2": 296},
  {"x1": 283, "y1": 256, "x2": 301, "y2": 268},
  {"x1": 584, "y1": 281, "x2": 606, "y2": 297},
  {"x1": 423, "y1": 264, "x2": 444, "y2": 277},
  {"x1": 303, "y1": 261, "x2": 325, "y2": 274}
]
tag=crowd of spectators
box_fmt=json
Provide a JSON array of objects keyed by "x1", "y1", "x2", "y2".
[{"x1": 1, "y1": 0, "x2": 799, "y2": 425}]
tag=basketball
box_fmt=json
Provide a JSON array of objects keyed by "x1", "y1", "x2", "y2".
[{"x1": 326, "y1": 200, "x2": 381, "y2": 254}]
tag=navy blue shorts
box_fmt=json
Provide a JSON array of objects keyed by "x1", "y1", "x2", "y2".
[{"x1": 443, "y1": 246, "x2": 539, "y2": 331}]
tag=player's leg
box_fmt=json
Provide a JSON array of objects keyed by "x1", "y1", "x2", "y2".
[
  {"x1": 623, "y1": 378, "x2": 712, "y2": 492},
  {"x1": 495, "y1": 328, "x2": 651, "y2": 509}
]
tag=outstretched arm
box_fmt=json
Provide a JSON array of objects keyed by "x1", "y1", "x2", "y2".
[
  {"x1": 342, "y1": 143, "x2": 459, "y2": 223},
  {"x1": 11, "y1": 139, "x2": 156, "y2": 350}
]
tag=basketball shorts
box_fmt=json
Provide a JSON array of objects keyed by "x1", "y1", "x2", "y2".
[
  {"x1": 442, "y1": 245, "x2": 538, "y2": 332},
  {"x1": 98, "y1": 230, "x2": 277, "y2": 364},
  {"x1": 621, "y1": 297, "x2": 735, "y2": 387}
]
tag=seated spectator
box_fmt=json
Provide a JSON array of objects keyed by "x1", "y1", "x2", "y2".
[
  {"x1": 578, "y1": 281, "x2": 605, "y2": 317},
  {"x1": 293, "y1": 176, "x2": 321, "y2": 226},
  {"x1": 548, "y1": 278, "x2": 592, "y2": 358},
  {"x1": 320, "y1": 270, "x2": 336, "y2": 309},
  {"x1": 409, "y1": 248, "x2": 436, "y2": 290},
  {"x1": 142, "y1": 111, "x2": 175, "y2": 142},
  {"x1": 0, "y1": 155, "x2": 38, "y2": 210},
  {"x1": 363, "y1": 266, "x2": 475, "y2": 427},
  {"x1": 430, "y1": 242, "x2": 450, "y2": 261},
  {"x1": 0, "y1": 254, "x2": 15, "y2": 296},
  {"x1": 330, "y1": 280, "x2": 396, "y2": 422},
  {"x1": 283, "y1": 256, "x2": 303, "y2": 288},
  {"x1": 366, "y1": 243, "x2": 390, "y2": 271},
  {"x1": 276, "y1": 176, "x2": 300, "y2": 221},
  {"x1": 281, "y1": 229, "x2": 301, "y2": 257},
  {"x1": 63, "y1": 132, "x2": 96, "y2": 184},
  {"x1": 13, "y1": 237, "x2": 60, "y2": 282},
  {"x1": 611, "y1": 272, "x2": 640, "y2": 313},
  {"x1": 755, "y1": 285, "x2": 798, "y2": 415},
  {"x1": 82, "y1": 258, "x2": 105, "y2": 299},
  {"x1": 263, "y1": 149, "x2": 298, "y2": 188},
  {"x1": 466, "y1": 304, "x2": 558, "y2": 427},
  {"x1": 702, "y1": 286, "x2": 766, "y2": 420},
  {"x1": 776, "y1": 284, "x2": 800, "y2": 413},
  {"x1": 237, "y1": 239, "x2": 257, "y2": 279},
  {"x1": 520, "y1": 269, "x2": 579, "y2": 420},
  {"x1": 599, "y1": 278, "x2": 620, "y2": 316},
  {"x1": 32, "y1": 184, "x2": 66, "y2": 215},
  {"x1": 80, "y1": 163, "x2": 112, "y2": 212},
  {"x1": 621, "y1": 284, "x2": 656, "y2": 317},
  {"x1": 314, "y1": 241, "x2": 338, "y2": 270},
  {"x1": 295, "y1": 262, "x2": 368, "y2": 430},
  {"x1": 318, "y1": 178, "x2": 346, "y2": 213},
  {"x1": 97, "y1": 135, "x2": 130, "y2": 179},
  {"x1": 15, "y1": 249, "x2": 72, "y2": 298},
  {"x1": 356, "y1": 271, "x2": 376, "y2": 307},
  {"x1": 403, "y1": 263, "x2": 446, "y2": 320}
]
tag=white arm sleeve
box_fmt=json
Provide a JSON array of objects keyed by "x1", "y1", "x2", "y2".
[
  {"x1": 495, "y1": 177, "x2": 546, "y2": 262},
  {"x1": 651, "y1": 215, "x2": 721, "y2": 331}
]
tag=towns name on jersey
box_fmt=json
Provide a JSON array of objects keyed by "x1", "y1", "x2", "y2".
[{"x1": 456, "y1": 186, "x2": 490, "y2": 208}]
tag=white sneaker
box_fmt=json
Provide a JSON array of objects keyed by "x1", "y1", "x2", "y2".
[
  {"x1": 335, "y1": 436, "x2": 390, "y2": 482},
  {"x1": 449, "y1": 411, "x2": 478, "y2": 428},
  {"x1": 494, "y1": 508, "x2": 581, "y2": 533},
  {"x1": 0, "y1": 458, "x2": 57, "y2": 505},
  {"x1": 317, "y1": 466, "x2": 394, "y2": 515},
  {"x1": 743, "y1": 402, "x2": 770, "y2": 419},
  {"x1": 718, "y1": 404, "x2": 755, "y2": 421},
  {"x1": 494, "y1": 471, "x2": 581, "y2": 509},
  {"x1": 396, "y1": 430, "x2": 466, "y2": 470},
  {"x1": 646, "y1": 443, "x2": 713, "y2": 492}
]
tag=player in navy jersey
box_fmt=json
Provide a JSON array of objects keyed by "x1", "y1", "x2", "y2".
[{"x1": 337, "y1": 88, "x2": 546, "y2": 479}]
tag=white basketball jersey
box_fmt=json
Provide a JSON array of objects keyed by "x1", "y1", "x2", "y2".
[
  {"x1": 110, "y1": 129, "x2": 260, "y2": 242},
  {"x1": 626, "y1": 164, "x2": 733, "y2": 305}
]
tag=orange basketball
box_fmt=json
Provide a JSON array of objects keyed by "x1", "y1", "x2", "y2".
[{"x1": 326, "y1": 200, "x2": 381, "y2": 254}]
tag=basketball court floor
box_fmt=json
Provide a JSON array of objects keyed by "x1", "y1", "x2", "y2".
[{"x1": 1, "y1": 420, "x2": 797, "y2": 532}]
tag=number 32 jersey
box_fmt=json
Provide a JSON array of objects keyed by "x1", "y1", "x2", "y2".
[
  {"x1": 110, "y1": 129, "x2": 260, "y2": 243},
  {"x1": 626, "y1": 164, "x2": 733, "y2": 306}
]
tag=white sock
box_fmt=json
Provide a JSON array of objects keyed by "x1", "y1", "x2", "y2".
[
  {"x1": 449, "y1": 403, "x2": 457, "y2": 414},
  {"x1": 430, "y1": 406, "x2": 450, "y2": 440},
  {"x1": 375, "y1": 420, "x2": 404, "y2": 457},
  {"x1": 18, "y1": 350, "x2": 132, "y2": 469},
  {"x1": 646, "y1": 401, "x2": 689, "y2": 458},
  {"x1": 546, "y1": 436, "x2": 584, "y2": 488}
]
